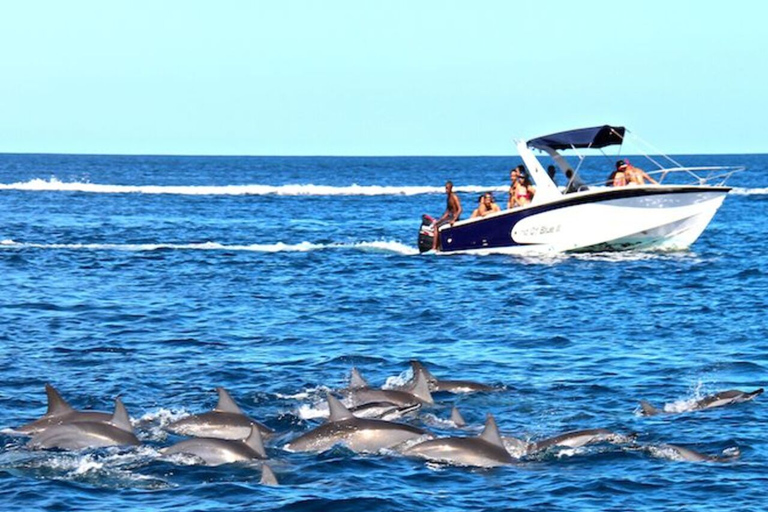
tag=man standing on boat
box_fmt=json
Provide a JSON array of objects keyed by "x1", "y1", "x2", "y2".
[{"x1": 432, "y1": 181, "x2": 462, "y2": 251}]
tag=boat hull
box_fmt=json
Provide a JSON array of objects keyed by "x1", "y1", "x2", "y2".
[{"x1": 432, "y1": 186, "x2": 729, "y2": 254}]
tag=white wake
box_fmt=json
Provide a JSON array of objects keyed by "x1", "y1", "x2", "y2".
[
  {"x1": 0, "y1": 239, "x2": 420, "y2": 256},
  {"x1": 0, "y1": 177, "x2": 506, "y2": 196}
]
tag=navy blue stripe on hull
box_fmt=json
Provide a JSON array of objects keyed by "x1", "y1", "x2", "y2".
[{"x1": 437, "y1": 186, "x2": 729, "y2": 253}]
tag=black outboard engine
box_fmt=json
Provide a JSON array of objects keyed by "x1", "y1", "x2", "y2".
[{"x1": 418, "y1": 214, "x2": 436, "y2": 253}]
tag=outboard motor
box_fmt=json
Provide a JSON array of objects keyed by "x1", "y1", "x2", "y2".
[{"x1": 418, "y1": 214, "x2": 436, "y2": 253}]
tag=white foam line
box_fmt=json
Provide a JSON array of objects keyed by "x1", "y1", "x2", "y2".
[
  {"x1": 730, "y1": 187, "x2": 768, "y2": 195},
  {"x1": 0, "y1": 177, "x2": 507, "y2": 197},
  {"x1": 0, "y1": 239, "x2": 420, "y2": 256}
]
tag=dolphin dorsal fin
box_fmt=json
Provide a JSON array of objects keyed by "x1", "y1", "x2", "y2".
[
  {"x1": 260, "y1": 463, "x2": 278, "y2": 486},
  {"x1": 349, "y1": 367, "x2": 369, "y2": 390},
  {"x1": 45, "y1": 384, "x2": 73, "y2": 417},
  {"x1": 110, "y1": 397, "x2": 134, "y2": 433},
  {"x1": 409, "y1": 369, "x2": 434, "y2": 404},
  {"x1": 639, "y1": 400, "x2": 659, "y2": 416},
  {"x1": 450, "y1": 406, "x2": 466, "y2": 427},
  {"x1": 214, "y1": 387, "x2": 244, "y2": 415},
  {"x1": 327, "y1": 393, "x2": 354, "y2": 422},
  {"x1": 245, "y1": 426, "x2": 267, "y2": 458},
  {"x1": 410, "y1": 360, "x2": 436, "y2": 382},
  {"x1": 479, "y1": 413, "x2": 505, "y2": 449}
]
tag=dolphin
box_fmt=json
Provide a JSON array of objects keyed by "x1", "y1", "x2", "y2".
[
  {"x1": 285, "y1": 393, "x2": 431, "y2": 453},
  {"x1": 409, "y1": 361, "x2": 496, "y2": 393},
  {"x1": 403, "y1": 414, "x2": 515, "y2": 467},
  {"x1": 15, "y1": 384, "x2": 114, "y2": 435},
  {"x1": 345, "y1": 368, "x2": 434, "y2": 408},
  {"x1": 260, "y1": 464, "x2": 278, "y2": 486},
  {"x1": 162, "y1": 425, "x2": 267, "y2": 466},
  {"x1": 531, "y1": 429, "x2": 637, "y2": 452},
  {"x1": 645, "y1": 444, "x2": 741, "y2": 463},
  {"x1": 28, "y1": 398, "x2": 140, "y2": 450},
  {"x1": 501, "y1": 429, "x2": 637, "y2": 457},
  {"x1": 166, "y1": 387, "x2": 273, "y2": 439},
  {"x1": 341, "y1": 369, "x2": 422, "y2": 419},
  {"x1": 640, "y1": 388, "x2": 763, "y2": 416}
]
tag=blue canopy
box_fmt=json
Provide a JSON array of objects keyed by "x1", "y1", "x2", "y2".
[{"x1": 527, "y1": 125, "x2": 626, "y2": 150}]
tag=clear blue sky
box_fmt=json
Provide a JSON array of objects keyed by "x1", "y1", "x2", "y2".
[{"x1": 2, "y1": 0, "x2": 766, "y2": 155}]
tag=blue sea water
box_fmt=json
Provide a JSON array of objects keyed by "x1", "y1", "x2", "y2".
[{"x1": 0, "y1": 153, "x2": 766, "y2": 511}]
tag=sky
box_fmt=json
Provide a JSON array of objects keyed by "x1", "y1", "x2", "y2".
[{"x1": 1, "y1": 0, "x2": 766, "y2": 155}]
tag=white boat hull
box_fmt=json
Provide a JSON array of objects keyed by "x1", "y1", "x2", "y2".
[
  {"x1": 432, "y1": 186, "x2": 729, "y2": 255},
  {"x1": 514, "y1": 187, "x2": 727, "y2": 252}
]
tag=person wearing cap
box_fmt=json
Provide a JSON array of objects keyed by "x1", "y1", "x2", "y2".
[{"x1": 607, "y1": 160, "x2": 628, "y2": 187}]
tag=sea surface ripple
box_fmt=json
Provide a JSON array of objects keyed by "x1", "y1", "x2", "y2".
[{"x1": 0, "y1": 153, "x2": 766, "y2": 511}]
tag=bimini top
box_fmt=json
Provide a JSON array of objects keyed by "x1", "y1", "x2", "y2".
[{"x1": 527, "y1": 125, "x2": 626, "y2": 151}]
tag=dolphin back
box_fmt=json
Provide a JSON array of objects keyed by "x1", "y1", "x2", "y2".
[
  {"x1": 244, "y1": 426, "x2": 267, "y2": 458},
  {"x1": 450, "y1": 406, "x2": 466, "y2": 427},
  {"x1": 260, "y1": 464, "x2": 278, "y2": 486},
  {"x1": 29, "y1": 422, "x2": 140, "y2": 450},
  {"x1": 640, "y1": 400, "x2": 660, "y2": 416},
  {"x1": 214, "y1": 388, "x2": 244, "y2": 414},
  {"x1": 45, "y1": 384, "x2": 73, "y2": 417},
  {"x1": 349, "y1": 368, "x2": 370, "y2": 390},
  {"x1": 409, "y1": 369, "x2": 434, "y2": 404}
]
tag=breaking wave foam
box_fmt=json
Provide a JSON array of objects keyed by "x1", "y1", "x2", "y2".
[
  {"x1": 0, "y1": 239, "x2": 419, "y2": 256},
  {"x1": 0, "y1": 177, "x2": 505, "y2": 197}
]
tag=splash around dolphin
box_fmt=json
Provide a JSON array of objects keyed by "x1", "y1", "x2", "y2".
[
  {"x1": 15, "y1": 384, "x2": 113, "y2": 435},
  {"x1": 403, "y1": 413, "x2": 514, "y2": 468},
  {"x1": 27, "y1": 397, "x2": 140, "y2": 450},
  {"x1": 165, "y1": 387, "x2": 273, "y2": 439},
  {"x1": 285, "y1": 393, "x2": 431, "y2": 453},
  {"x1": 162, "y1": 425, "x2": 267, "y2": 466},
  {"x1": 640, "y1": 388, "x2": 763, "y2": 416}
]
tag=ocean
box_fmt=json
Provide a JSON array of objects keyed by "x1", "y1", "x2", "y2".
[{"x1": 0, "y1": 153, "x2": 766, "y2": 511}]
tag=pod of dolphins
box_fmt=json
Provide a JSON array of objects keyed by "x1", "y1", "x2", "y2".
[{"x1": 9, "y1": 360, "x2": 763, "y2": 483}]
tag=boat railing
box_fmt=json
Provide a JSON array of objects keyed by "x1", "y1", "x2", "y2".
[
  {"x1": 652, "y1": 166, "x2": 745, "y2": 186},
  {"x1": 576, "y1": 165, "x2": 744, "y2": 189}
]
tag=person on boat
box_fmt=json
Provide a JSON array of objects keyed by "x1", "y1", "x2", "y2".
[
  {"x1": 564, "y1": 169, "x2": 587, "y2": 193},
  {"x1": 471, "y1": 192, "x2": 501, "y2": 218},
  {"x1": 470, "y1": 194, "x2": 484, "y2": 218},
  {"x1": 432, "y1": 181, "x2": 462, "y2": 250},
  {"x1": 512, "y1": 174, "x2": 535, "y2": 207},
  {"x1": 607, "y1": 160, "x2": 628, "y2": 187},
  {"x1": 507, "y1": 166, "x2": 523, "y2": 209},
  {"x1": 481, "y1": 192, "x2": 501, "y2": 216},
  {"x1": 547, "y1": 165, "x2": 557, "y2": 185},
  {"x1": 624, "y1": 160, "x2": 658, "y2": 185}
]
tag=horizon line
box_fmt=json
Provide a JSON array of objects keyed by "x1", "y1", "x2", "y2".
[{"x1": 0, "y1": 150, "x2": 766, "y2": 158}]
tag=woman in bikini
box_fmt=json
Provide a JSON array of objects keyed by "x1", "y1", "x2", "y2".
[
  {"x1": 513, "y1": 174, "x2": 535, "y2": 207},
  {"x1": 507, "y1": 167, "x2": 521, "y2": 209}
]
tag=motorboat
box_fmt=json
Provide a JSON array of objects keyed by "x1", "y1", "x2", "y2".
[{"x1": 418, "y1": 125, "x2": 742, "y2": 254}]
